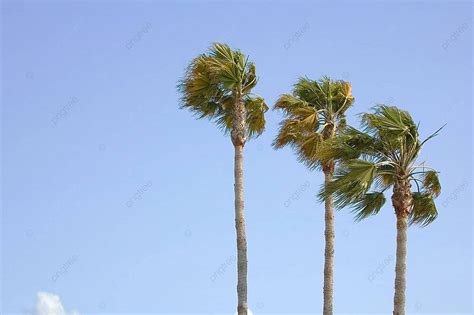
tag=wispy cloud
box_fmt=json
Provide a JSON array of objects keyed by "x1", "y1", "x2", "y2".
[{"x1": 36, "y1": 292, "x2": 79, "y2": 315}]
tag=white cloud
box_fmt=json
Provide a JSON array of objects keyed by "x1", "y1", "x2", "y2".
[{"x1": 35, "y1": 292, "x2": 79, "y2": 315}]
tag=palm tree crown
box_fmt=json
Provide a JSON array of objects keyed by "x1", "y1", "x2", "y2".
[
  {"x1": 273, "y1": 76, "x2": 354, "y2": 169},
  {"x1": 178, "y1": 43, "x2": 268, "y2": 142},
  {"x1": 318, "y1": 105, "x2": 442, "y2": 225}
]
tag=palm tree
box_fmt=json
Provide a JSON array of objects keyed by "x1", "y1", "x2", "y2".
[
  {"x1": 318, "y1": 105, "x2": 442, "y2": 315},
  {"x1": 273, "y1": 76, "x2": 355, "y2": 315},
  {"x1": 178, "y1": 43, "x2": 268, "y2": 315}
]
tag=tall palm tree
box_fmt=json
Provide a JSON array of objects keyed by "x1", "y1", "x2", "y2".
[
  {"x1": 273, "y1": 76, "x2": 355, "y2": 315},
  {"x1": 318, "y1": 105, "x2": 442, "y2": 315},
  {"x1": 178, "y1": 43, "x2": 268, "y2": 315}
]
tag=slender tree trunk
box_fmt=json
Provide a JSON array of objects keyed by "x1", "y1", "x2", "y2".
[
  {"x1": 231, "y1": 92, "x2": 248, "y2": 315},
  {"x1": 393, "y1": 212, "x2": 408, "y2": 315},
  {"x1": 391, "y1": 181, "x2": 412, "y2": 315},
  {"x1": 323, "y1": 162, "x2": 335, "y2": 315},
  {"x1": 234, "y1": 144, "x2": 247, "y2": 315}
]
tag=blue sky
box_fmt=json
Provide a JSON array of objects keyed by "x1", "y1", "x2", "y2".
[{"x1": 1, "y1": 0, "x2": 472, "y2": 314}]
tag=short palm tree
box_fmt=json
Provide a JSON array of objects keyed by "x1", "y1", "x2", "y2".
[
  {"x1": 273, "y1": 76, "x2": 354, "y2": 315},
  {"x1": 178, "y1": 43, "x2": 268, "y2": 315},
  {"x1": 318, "y1": 105, "x2": 442, "y2": 315}
]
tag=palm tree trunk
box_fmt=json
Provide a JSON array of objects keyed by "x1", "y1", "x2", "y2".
[
  {"x1": 393, "y1": 212, "x2": 408, "y2": 315},
  {"x1": 234, "y1": 143, "x2": 247, "y2": 315},
  {"x1": 323, "y1": 163, "x2": 335, "y2": 315},
  {"x1": 391, "y1": 181, "x2": 412, "y2": 315},
  {"x1": 231, "y1": 92, "x2": 248, "y2": 315}
]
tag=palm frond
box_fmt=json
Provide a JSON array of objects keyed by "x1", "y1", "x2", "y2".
[
  {"x1": 297, "y1": 133, "x2": 324, "y2": 170},
  {"x1": 361, "y1": 105, "x2": 418, "y2": 143},
  {"x1": 320, "y1": 159, "x2": 378, "y2": 209},
  {"x1": 316, "y1": 105, "x2": 442, "y2": 227},
  {"x1": 410, "y1": 192, "x2": 438, "y2": 227},
  {"x1": 333, "y1": 81, "x2": 355, "y2": 115},
  {"x1": 242, "y1": 62, "x2": 257, "y2": 94},
  {"x1": 178, "y1": 43, "x2": 266, "y2": 138},
  {"x1": 374, "y1": 163, "x2": 396, "y2": 189},
  {"x1": 312, "y1": 132, "x2": 359, "y2": 163},
  {"x1": 209, "y1": 42, "x2": 235, "y2": 62},
  {"x1": 293, "y1": 77, "x2": 324, "y2": 107},
  {"x1": 351, "y1": 192, "x2": 386, "y2": 221},
  {"x1": 420, "y1": 124, "x2": 446, "y2": 146},
  {"x1": 421, "y1": 170, "x2": 441, "y2": 197},
  {"x1": 272, "y1": 119, "x2": 302, "y2": 149},
  {"x1": 177, "y1": 56, "x2": 225, "y2": 119},
  {"x1": 245, "y1": 96, "x2": 268, "y2": 138},
  {"x1": 274, "y1": 94, "x2": 310, "y2": 113},
  {"x1": 213, "y1": 95, "x2": 233, "y2": 133},
  {"x1": 273, "y1": 76, "x2": 355, "y2": 167},
  {"x1": 316, "y1": 126, "x2": 384, "y2": 162},
  {"x1": 290, "y1": 107, "x2": 320, "y2": 130},
  {"x1": 340, "y1": 159, "x2": 378, "y2": 190}
]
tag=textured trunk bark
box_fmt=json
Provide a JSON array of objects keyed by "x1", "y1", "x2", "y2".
[
  {"x1": 393, "y1": 212, "x2": 408, "y2": 315},
  {"x1": 323, "y1": 163, "x2": 335, "y2": 315},
  {"x1": 234, "y1": 144, "x2": 247, "y2": 315},
  {"x1": 231, "y1": 92, "x2": 248, "y2": 315},
  {"x1": 391, "y1": 181, "x2": 412, "y2": 315}
]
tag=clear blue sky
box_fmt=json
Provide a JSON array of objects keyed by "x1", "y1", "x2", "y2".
[{"x1": 1, "y1": 1, "x2": 472, "y2": 314}]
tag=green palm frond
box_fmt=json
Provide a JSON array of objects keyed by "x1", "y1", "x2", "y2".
[
  {"x1": 351, "y1": 192, "x2": 386, "y2": 221},
  {"x1": 313, "y1": 136, "x2": 358, "y2": 163},
  {"x1": 319, "y1": 105, "x2": 442, "y2": 226},
  {"x1": 178, "y1": 43, "x2": 266, "y2": 139},
  {"x1": 420, "y1": 124, "x2": 446, "y2": 146},
  {"x1": 274, "y1": 94, "x2": 310, "y2": 113},
  {"x1": 332, "y1": 81, "x2": 355, "y2": 115},
  {"x1": 214, "y1": 95, "x2": 233, "y2": 133},
  {"x1": 339, "y1": 159, "x2": 378, "y2": 191},
  {"x1": 343, "y1": 127, "x2": 380, "y2": 152},
  {"x1": 374, "y1": 163, "x2": 396, "y2": 189},
  {"x1": 209, "y1": 42, "x2": 235, "y2": 63},
  {"x1": 297, "y1": 133, "x2": 324, "y2": 169},
  {"x1": 321, "y1": 159, "x2": 378, "y2": 208},
  {"x1": 328, "y1": 181, "x2": 368, "y2": 209},
  {"x1": 314, "y1": 126, "x2": 383, "y2": 163},
  {"x1": 293, "y1": 77, "x2": 324, "y2": 107},
  {"x1": 245, "y1": 96, "x2": 268, "y2": 138},
  {"x1": 410, "y1": 192, "x2": 438, "y2": 227},
  {"x1": 337, "y1": 115, "x2": 347, "y2": 130},
  {"x1": 272, "y1": 119, "x2": 302, "y2": 149},
  {"x1": 178, "y1": 56, "x2": 224, "y2": 118},
  {"x1": 208, "y1": 43, "x2": 249, "y2": 90},
  {"x1": 421, "y1": 170, "x2": 441, "y2": 197},
  {"x1": 361, "y1": 105, "x2": 418, "y2": 145},
  {"x1": 242, "y1": 62, "x2": 257, "y2": 94},
  {"x1": 273, "y1": 76, "x2": 355, "y2": 167},
  {"x1": 291, "y1": 107, "x2": 320, "y2": 130}
]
